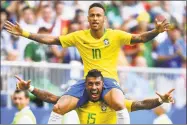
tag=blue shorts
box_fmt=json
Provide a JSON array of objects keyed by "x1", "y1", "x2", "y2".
[{"x1": 63, "y1": 78, "x2": 124, "y2": 107}]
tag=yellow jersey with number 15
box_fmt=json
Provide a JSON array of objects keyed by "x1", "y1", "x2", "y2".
[
  {"x1": 59, "y1": 29, "x2": 132, "y2": 82},
  {"x1": 76, "y1": 99, "x2": 133, "y2": 124}
]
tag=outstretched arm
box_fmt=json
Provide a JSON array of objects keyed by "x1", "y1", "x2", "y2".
[
  {"x1": 15, "y1": 75, "x2": 60, "y2": 104},
  {"x1": 131, "y1": 98, "x2": 161, "y2": 112},
  {"x1": 130, "y1": 88, "x2": 175, "y2": 112},
  {"x1": 4, "y1": 21, "x2": 61, "y2": 45},
  {"x1": 131, "y1": 19, "x2": 170, "y2": 44},
  {"x1": 31, "y1": 88, "x2": 60, "y2": 104}
]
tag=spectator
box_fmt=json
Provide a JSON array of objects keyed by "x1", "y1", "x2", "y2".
[
  {"x1": 72, "y1": 9, "x2": 87, "y2": 30},
  {"x1": 154, "y1": 24, "x2": 186, "y2": 68},
  {"x1": 12, "y1": 90, "x2": 36, "y2": 124},
  {"x1": 37, "y1": 5, "x2": 54, "y2": 29},
  {"x1": 120, "y1": 56, "x2": 150, "y2": 100},
  {"x1": 1, "y1": 8, "x2": 13, "y2": 61},
  {"x1": 19, "y1": 6, "x2": 38, "y2": 33},
  {"x1": 105, "y1": 1, "x2": 122, "y2": 29},
  {"x1": 24, "y1": 27, "x2": 49, "y2": 62},
  {"x1": 6, "y1": 35, "x2": 20, "y2": 61},
  {"x1": 51, "y1": 1, "x2": 70, "y2": 35},
  {"x1": 123, "y1": 12, "x2": 151, "y2": 67},
  {"x1": 17, "y1": 6, "x2": 39, "y2": 61},
  {"x1": 153, "y1": 106, "x2": 173, "y2": 124}
]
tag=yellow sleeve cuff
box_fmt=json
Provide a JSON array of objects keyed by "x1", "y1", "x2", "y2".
[{"x1": 22, "y1": 30, "x2": 30, "y2": 38}]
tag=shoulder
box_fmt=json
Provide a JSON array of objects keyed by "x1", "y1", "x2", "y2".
[{"x1": 72, "y1": 29, "x2": 89, "y2": 36}]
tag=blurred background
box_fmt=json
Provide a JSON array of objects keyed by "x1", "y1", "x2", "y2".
[{"x1": 1, "y1": 0, "x2": 186, "y2": 124}]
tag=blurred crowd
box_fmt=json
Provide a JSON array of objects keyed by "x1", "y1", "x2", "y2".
[{"x1": 1, "y1": 1, "x2": 186, "y2": 68}]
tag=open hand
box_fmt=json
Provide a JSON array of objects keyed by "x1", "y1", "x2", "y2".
[
  {"x1": 4, "y1": 21, "x2": 22, "y2": 36},
  {"x1": 155, "y1": 18, "x2": 170, "y2": 33},
  {"x1": 15, "y1": 75, "x2": 31, "y2": 90},
  {"x1": 156, "y1": 88, "x2": 175, "y2": 103}
]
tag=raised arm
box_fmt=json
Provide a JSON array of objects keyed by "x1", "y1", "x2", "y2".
[
  {"x1": 131, "y1": 88, "x2": 175, "y2": 112},
  {"x1": 31, "y1": 88, "x2": 60, "y2": 104},
  {"x1": 15, "y1": 75, "x2": 60, "y2": 104},
  {"x1": 131, "y1": 98, "x2": 162, "y2": 112},
  {"x1": 4, "y1": 21, "x2": 61, "y2": 45},
  {"x1": 131, "y1": 19, "x2": 170, "y2": 44}
]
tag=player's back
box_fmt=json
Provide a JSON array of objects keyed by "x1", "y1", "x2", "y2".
[{"x1": 59, "y1": 29, "x2": 132, "y2": 82}]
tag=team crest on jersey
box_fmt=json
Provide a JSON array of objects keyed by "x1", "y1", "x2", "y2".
[
  {"x1": 103, "y1": 39, "x2": 109, "y2": 46},
  {"x1": 101, "y1": 102, "x2": 107, "y2": 111}
]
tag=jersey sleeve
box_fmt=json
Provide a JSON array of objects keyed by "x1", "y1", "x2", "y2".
[
  {"x1": 124, "y1": 99, "x2": 133, "y2": 112},
  {"x1": 59, "y1": 32, "x2": 77, "y2": 48},
  {"x1": 115, "y1": 30, "x2": 132, "y2": 45}
]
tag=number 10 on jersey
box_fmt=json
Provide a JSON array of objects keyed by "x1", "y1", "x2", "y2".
[{"x1": 92, "y1": 49, "x2": 101, "y2": 59}]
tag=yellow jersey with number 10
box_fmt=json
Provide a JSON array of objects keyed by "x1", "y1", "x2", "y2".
[
  {"x1": 59, "y1": 29, "x2": 132, "y2": 82},
  {"x1": 76, "y1": 99, "x2": 133, "y2": 124}
]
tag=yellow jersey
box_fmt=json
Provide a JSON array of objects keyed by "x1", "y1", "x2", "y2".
[
  {"x1": 59, "y1": 29, "x2": 132, "y2": 82},
  {"x1": 76, "y1": 99, "x2": 133, "y2": 124}
]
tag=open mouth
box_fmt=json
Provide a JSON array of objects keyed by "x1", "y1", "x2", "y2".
[
  {"x1": 92, "y1": 22, "x2": 99, "y2": 26},
  {"x1": 90, "y1": 90, "x2": 99, "y2": 98}
]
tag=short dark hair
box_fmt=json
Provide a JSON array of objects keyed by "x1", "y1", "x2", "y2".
[
  {"x1": 0, "y1": 8, "x2": 9, "y2": 19},
  {"x1": 86, "y1": 69, "x2": 104, "y2": 81},
  {"x1": 22, "y1": 6, "x2": 34, "y2": 12},
  {"x1": 54, "y1": 1, "x2": 63, "y2": 8},
  {"x1": 14, "y1": 90, "x2": 30, "y2": 98},
  {"x1": 89, "y1": 3, "x2": 105, "y2": 13},
  {"x1": 38, "y1": 27, "x2": 49, "y2": 33}
]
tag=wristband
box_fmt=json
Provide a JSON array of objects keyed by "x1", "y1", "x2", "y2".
[
  {"x1": 158, "y1": 97, "x2": 163, "y2": 104},
  {"x1": 28, "y1": 85, "x2": 34, "y2": 92},
  {"x1": 22, "y1": 30, "x2": 30, "y2": 38}
]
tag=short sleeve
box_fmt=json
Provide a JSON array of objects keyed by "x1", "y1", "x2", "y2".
[
  {"x1": 124, "y1": 99, "x2": 133, "y2": 112},
  {"x1": 24, "y1": 44, "x2": 33, "y2": 59},
  {"x1": 115, "y1": 30, "x2": 132, "y2": 45},
  {"x1": 59, "y1": 32, "x2": 77, "y2": 48}
]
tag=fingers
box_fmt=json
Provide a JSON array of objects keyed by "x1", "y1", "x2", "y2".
[
  {"x1": 4, "y1": 24, "x2": 12, "y2": 30},
  {"x1": 161, "y1": 19, "x2": 167, "y2": 25},
  {"x1": 168, "y1": 96, "x2": 175, "y2": 103},
  {"x1": 16, "y1": 83, "x2": 20, "y2": 90},
  {"x1": 156, "y1": 91, "x2": 162, "y2": 97},
  {"x1": 155, "y1": 18, "x2": 158, "y2": 23},
  {"x1": 27, "y1": 80, "x2": 31, "y2": 84},
  {"x1": 4, "y1": 22, "x2": 13, "y2": 30},
  {"x1": 14, "y1": 75, "x2": 22, "y2": 82},
  {"x1": 163, "y1": 22, "x2": 170, "y2": 28},
  {"x1": 15, "y1": 21, "x2": 20, "y2": 27},
  {"x1": 168, "y1": 88, "x2": 175, "y2": 94},
  {"x1": 5, "y1": 21, "x2": 15, "y2": 27}
]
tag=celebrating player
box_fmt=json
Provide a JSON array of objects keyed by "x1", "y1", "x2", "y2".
[
  {"x1": 15, "y1": 70, "x2": 175, "y2": 124},
  {"x1": 5, "y1": 3, "x2": 170, "y2": 124}
]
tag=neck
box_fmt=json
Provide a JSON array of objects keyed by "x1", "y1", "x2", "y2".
[
  {"x1": 90, "y1": 27, "x2": 105, "y2": 39},
  {"x1": 18, "y1": 105, "x2": 28, "y2": 111}
]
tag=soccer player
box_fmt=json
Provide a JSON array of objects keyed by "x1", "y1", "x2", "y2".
[
  {"x1": 15, "y1": 70, "x2": 174, "y2": 124},
  {"x1": 4, "y1": 3, "x2": 170, "y2": 124},
  {"x1": 12, "y1": 90, "x2": 36, "y2": 124}
]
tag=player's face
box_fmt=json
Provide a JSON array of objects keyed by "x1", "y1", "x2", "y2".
[
  {"x1": 86, "y1": 77, "x2": 103, "y2": 102},
  {"x1": 88, "y1": 7, "x2": 105, "y2": 31},
  {"x1": 12, "y1": 92, "x2": 29, "y2": 110}
]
